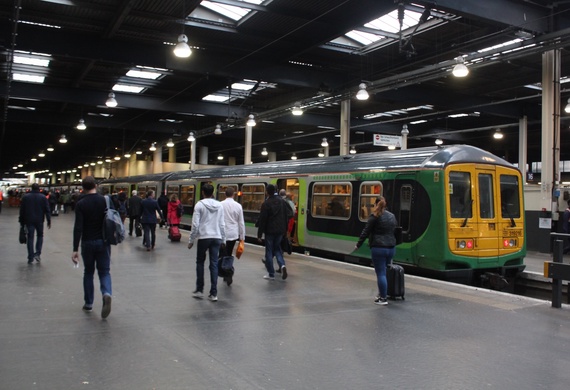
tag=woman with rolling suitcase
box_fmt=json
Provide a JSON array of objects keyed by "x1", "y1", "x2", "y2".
[
  {"x1": 167, "y1": 194, "x2": 182, "y2": 242},
  {"x1": 355, "y1": 196, "x2": 399, "y2": 306}
]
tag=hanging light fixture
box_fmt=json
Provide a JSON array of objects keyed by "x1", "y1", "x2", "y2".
[
  {"x1": 59, "y1": 134, "x2": 67, "y2": 144},
  {"x1": 174, "y1": 34, "x2": 192, "y2": 58},
  {"x1": 214, "y1": 124, "x2": 222, "y2": 135},
  {"x1": 124, "y1": 152, "x2": 131, "y2": 158},
  {"x1": 291, "y1": 153, "x2": 297, "y2": 160},
  {"x1": 149, "y1": 142, "x2": 157, "y2": 151},
  {"x1": 246, "y1": 114, "x2": 256, "y2": 127},
  {"x1": 47, "y1": 145, "x2": 54, "y2": 152},
  {"x1": 167, "y1": 138, "x2": 175, "y2": 147},
  {"x1": 356, "y1": 83, "x2": 369, "y2": 100},
  {"x1": 217, "y1": 154, "x2": 223, "y2": 160},
  {"x1": 187, "y1": 132, "x2": 195, "y2": 142},
  {"x1": 136, "y1": 149, "x2": 143, "y2": 155},
  {"x1": 349, "y1": 146, "x2": 357, "y2": 154},
  {"x1": 291, "y1": 103, "x2": 303, "y2": 116},
  {"x1": 321, "y1": 138, "x2": 329, "y2": 147},
  {"x1": 105, "y1": 92, "x2": 118, "y2": 107},
  {"x1": 38, "y1": 151, "x2": 46, "y2": 157},
  {"x1": 388, "y1": 145, "x2": 396, "y2": 150},
  {"x1": 565, "y1": 98, "x2": 570, "y2": 113},
  {"x1": 452, "y1": 56, "x2": 469, "y2": 77},
  {"x1": 493, "y1": 129, "x2": 504, "y2": 139},
  {"x1": 261, "y1": 147, "x2": 268, "y2": 156},
  {"x1": 76, "y1": 118, "x2": 86, "y2": 130},
  {"x1": 435, "y1": 138, "x2": 443, "y2": 145},
  {"x1": 318, "y1": 150, "x2": 325, "y2": 157}
]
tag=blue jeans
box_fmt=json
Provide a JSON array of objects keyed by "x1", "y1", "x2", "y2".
[
  {"x1": 81, "y1": 239, "x2": 112, "y2": 306},
  {"x1": 264, "y1": 233, "x2": 285, "y2": 277},
  {"x1": 26, "y1": 223, "x2": 44, "y2": 261},
  {"x1": 142, "y1": 223, "x2": 157, "y2": 249},
  {"x1": 195, "y1": 238, "x2": 222, "y2": 296},
  {"x1": 371, "y1": 247, "x2": 395, "y2": 299}
]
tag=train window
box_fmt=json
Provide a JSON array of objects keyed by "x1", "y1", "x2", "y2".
[
  {"x1": 180, "y1": 185, "x2": 195, "y2": 207},
  {"x1": 399, "y1": 185, "x2": 412, "y2": 232},
  {"x1": 359, "y1": 182, "x2": 382, "y2": 220},
  {"x1": 312, "y1": 182, "x2": 351, "y2": 219},
  {"x1": 478, "y1": 174, "x2": 495, "y2": 219},
  {"x1": 500, "y1": 175, "x2": 520, "y2": 218},
  {"x1": 138, "y1": 186, "x2": 147, "y2": 198},
  {"x1": 217, "y1": 184, "x2": 238, "y2": 201},
  {"x1": 166, "y1": 185, "x2": 179, "y2": 201},
  {"x1": 241, "y1": 183, "x2": 266, "y2": 212},
  {"x1": 448, "y1": 171, "x2": 472, "y2": 218}
]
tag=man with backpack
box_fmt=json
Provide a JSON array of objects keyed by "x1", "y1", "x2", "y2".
[{"x1": 71, "y1": 176, "x2": 113, "y2": 319}]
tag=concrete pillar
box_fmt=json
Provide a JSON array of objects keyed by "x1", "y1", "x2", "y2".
[
  {"x1": 245, "y1": 124, "x2": 253, "y2": 164},
  {"x1": 228, "y1": 156, "x2": 236, "y2": 166},
  {"x1": 168, "y1": 146, "x2": 176, "y2": 162},
  {"x1": 199, "y1": 146, "x2": 208, "y2": 165},
  {"x1": 153, "y1": 147, "x2": 163, "y2": 174},
  {"x1": 268, "y1": 151, "x2": 277, "y2": 162},
  {"x1": 324, "y1": 145, "x2": 329, "y2": 157},
  {"x1": 340, "y1": 99, "x2": 350, "y2": 155},
  {"x1": 401, "y1": 124, "x2": 409, "y2": 150},
  {"x1": 190, "y1": 141, "x2": 196, "y2": 170},
  {"x1": 519, "y1": 116, "x2": 528, "y2": 181}
]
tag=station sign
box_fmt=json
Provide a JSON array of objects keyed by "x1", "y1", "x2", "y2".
[{"x1": 373, "y1": 134, "x2": 402, "y2": 147}]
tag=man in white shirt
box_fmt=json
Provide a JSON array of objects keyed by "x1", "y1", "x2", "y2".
[{"x1": 220, "y1": 187, "x2": 246, "y2": 286}]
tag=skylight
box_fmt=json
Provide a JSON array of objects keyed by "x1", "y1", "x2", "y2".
[
  {"x1": 14, "y1": 51, "x2": 51, "y2": 67},
  {"x1": 363, "y1": 105, "x2": 433, "y2": 119},
  {"x1": 112, "y1": 84, "x2": 145, "y2": 93},
  {"x1": 13, "y1": 74, "x2": 45, "y2": 83},
  {"x1": 203, "y1": 95, "x2": 229, "y2": 103},
  {"x1": 202, "y1": 79, "x2": 276, "y2": 103},
  {"x1": 200, "y1": 0, "x2": 263, "y2": 22},
  {"x1": 126, "y1": 69, "x2": 163, "y2": 80}
]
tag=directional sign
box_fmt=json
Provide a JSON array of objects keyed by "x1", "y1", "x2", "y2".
[{"x1": 374, "y1": 134, "x2": 402, "y2": 147}]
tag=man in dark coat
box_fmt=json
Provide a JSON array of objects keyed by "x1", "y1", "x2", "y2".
[
  {"x1": 127, "y1": 190, "x2": 143, "y2": 236},
  {"x1": 19, "y1": 183, "x2": 51, "y2": 264},
  {"x1": 257, "y1": 183, "x2": 289, "y2": 280},
  {"x1": 157, "y1": 192, "x2": 169, "y2": 228}
]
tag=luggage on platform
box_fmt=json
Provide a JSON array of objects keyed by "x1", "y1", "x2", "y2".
[
  {"x1": 168, "y1": 225, "x2": 181, "y2": 241},
  {"x1": 387, "y1": 262, "x2": 405, "y2": 300},
  {"x1": 135, "y1": 222, "x2": 142, "y2": 237}
]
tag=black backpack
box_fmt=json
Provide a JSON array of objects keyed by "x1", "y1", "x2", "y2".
[{"x1": 103, "y1": 196, "x2": 125, "y2": 245}]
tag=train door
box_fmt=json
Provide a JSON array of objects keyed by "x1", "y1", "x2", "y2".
[
  {"x1": 393, "y1": 174, "x2": 417, "y2": 261},
  {"x1": 276, "y1": 178, "x2": 300, "y2": 244},
  {"x1": 475, "y1": 167, "x2": 500, "y2": 263}
]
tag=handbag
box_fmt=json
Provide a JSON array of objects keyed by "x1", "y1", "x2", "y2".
[
  {"x1": 135, "y1": 222, "x2": 142, "y2": 237},
  {"x1": 281, "y1": 235, "x2": 292, "y2": 255},
  {"x1": 236, "y1": 240, "x2": 245, "y2": 259},
  {"x1": 394, "y1": 226, "x2": 403, "y2": 245},
  {"x1": 19, "y1": 225, "x2": 27, "y2": 244}
]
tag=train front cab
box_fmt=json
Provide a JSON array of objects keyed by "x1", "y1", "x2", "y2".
[{"x1": 445, "y1": 163, "x2": 526, "y2": 282}]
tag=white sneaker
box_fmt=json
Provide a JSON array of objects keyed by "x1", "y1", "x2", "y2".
[
  {"x1": 192, "y1": 290, "x2": 204, "y2": 299},
  {"x1": 263, "y1": 274, "x2": 275, "y2": 280},
  {"x1": 208, "y1": 295, "x2": 218, "y2": 302}
]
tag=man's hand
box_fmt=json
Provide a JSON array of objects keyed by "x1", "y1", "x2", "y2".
[
  {"x1": 188, "y1": 242, "x2": 193, "y2": 250},
  {"x1": 47, "y1": 222, "x2": 51, "y2": 229},
  {"x1": 71, "y1": 251, "x2": 79, "y2": 264}
]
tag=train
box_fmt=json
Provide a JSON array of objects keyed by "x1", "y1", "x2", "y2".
[{"x1": 98, "y1": 144, "x2": 526, "y2": 285}]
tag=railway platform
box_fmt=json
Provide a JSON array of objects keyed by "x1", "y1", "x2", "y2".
[{"x1": 1, "y1": 206, "x2": 569, "y2": 390}]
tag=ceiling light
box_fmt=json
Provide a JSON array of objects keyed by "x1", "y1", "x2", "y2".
[
  {"x1": 565, "y1": 98, "x2": 570, "y2": 113},
  {"x1": 356, "y1": 83, "x2": 369, "y2": 100},
  {"x1": 493, "y1": 129, "x2": 504, "y2": 139},
  {"x1": 174, "y1": 34, "x2": 192, "y2": 58},
  {"x1": 246, "y1": 114, "x2": 256, "y2": 127},
  {"x1": 149, "y1": 142, "x2": 157, "y2": 151},
  {"x1": 388, "y1": 145, "x2": 396, "y2": 150},
  {"x1": 136, "y1": 149, "x2": 142, "y2": 155},
  {"x1": 435, "y1": 138, "x2": 443, "y2": 145},
  {"x1": 38, "y1": 151, "x2": 45, "y2": 157},
  {"x1": 105, "y1": 92, "x2": 118, "y2": 107},
  {"x1": 114, "y1": 156, "x2": 121, "y2": 161},
  {"x1": 291, "y1": 153, "x2": 297, "y2": 160},
  {"x1": 76, "y1": 118, "x2": 86, "y2": 130},
  {"x1": 97, "y1": 160, "x2": 103, "y2": 164},
  {"x1": 349, "y1": 146, "x2": 357, "y2": 154},
  {"x1": 321, "y1": 138, "x2": 329, "y2": 147},
  {"x1": 261, "y1": 147, "x2": 268, "y2": 156},
  {"x1": 47, "y1": 145, "x2": 54, "y2": 152},
  {"x1": 31, "y1": 158, "x2": 37, "y2": 162},
  {"x1": 167, "y1": 138, "x2": 174, "y2": 147},
  {"x1": 292, "y1": 103, "x2": 303, "y2": 116},
  {"x1": 214, "y1": 124, "x2": 222, "y2": 135},
  {"x1": 318, "y1": 150, "x2": 325, "y2": 157},
  {"x1": 124, "y1": 152, "x2": 131, "y2": 158},
  {"x1": 452, "y1": 56, "x2": 469, "y2": 77},
  {"x1": 401, "y1": 124, "x2": 409, "y2": 136},
  {"x1": 217, "y1": 154, "x2": 223, "y2": 160},
  {"x1": 187, "y1": 132, "x2": 195, "y2": 142},
  {"x1": 59, "y1": 134, "x2": 67, "y2": 143}
]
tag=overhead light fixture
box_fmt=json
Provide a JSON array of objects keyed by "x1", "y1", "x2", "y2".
[
  {"x1": 124, "y1": 152, "x2": 131, "y2": 158},
  {"x1": 291, "y1": 103, "x2": 303, "y2": 116},
  {"x1": 38, "y1": 151, "x2": 46, "y2": 157},
  {"x1": 321, "y1": 138, "x2": 329, "y2": 147},
  {"x1": 565, "y1": 98, "x2": 570, "y2": 113},
  {"x1": 105, "y1": 92, "x2": 117, "y2": 107},
  {"x1": 291, "y1": 153, "x2": 297, "y2": 160},
  {"x1": 59, "y1": 134, "x2": 67, "y2": 144},
  {"x1": 452, "y1": 56, "x2": 469, "y2": 77},
  {"x1": 349, "y1": 146, "x2": 357, "y2": 154},
  {"x1": 114, "y1": 156, "x2": 121, "y2": 161},
  {"x1": 217, "y1": 154, "x2": 223, "y2": 160},
  {"x1": 30, "y1": 157, "x2": 37, "y2": 162},
  {"x1": 214, "y1": 124, "x2": 222, "y2": 135},
  {"x1": 493, "y1": 129, "x2": 504, "y2": 139},
  {"x1": 76, "y1": 118, "x2": 86, "y2": 130},
  {"x1": 136, "y1": 149, "x2": 143, "y2": 155},
  {"x1": 261, "y1": 147, "x2": 268, "y2": 156},
  {"x1": 356, "y1": 83, "x2": 369, "y2": 100},
  {"x1": 166, "y1": 138, "x2": 174, "y2": 147},
  {"x1": 246, "y1": 114, "x2": 256, "y2": 127},
  {"x1": 149, "y1": 142, "x2": 157, "y2": 151},
  {"x1": 388, "y1": 145, "x2": 396, "y2": 150},
  {"x1": 401, "y1": 124, "x2": 409, "y2": 136},
  {"x1": 318, "y1": 150, "x2": 325, "y2": 157},
  {"x1": 435, "y1": 138, "x2": 443, "y2": 145},
  {"x1": 173, "y1": 34, "x2": 192, "y2": 58},
  {"x1": 47, "y1": 145, "x2": 54, "y2": 152},
  {"x1": 187, "y1": 132, "x2": 195, "y2": 142}
]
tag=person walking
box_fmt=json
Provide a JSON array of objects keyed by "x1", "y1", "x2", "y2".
[
  {"x1": 71, "y1": 176, "x2": 113, "y2": 318},
  {"x1": 355, "y1": 196, "x2": 398, "y2": 306},
  {"x1": 188, "y1": 184, "x2": 225, "y2": 301},
  {"x1": 141, "y1": 190, "x2": 164, "y2": 251},
  {"x1": 167, "y1": 194, "x2": 182, "y2": 226},
  {"x1": 157, "y1": 191, "x2": 169, "y2": 228},
  {"x1": 19, "y1": 183, "x2": 51, "y2": 264},
  {"x1": 220, "y1": 187, "x2": 245, "y2": 285},
  {"x1": 257, "y1": 183, "x2": 289, "y2": 281},
  {"x1": 127, "y1": 190, "x2": 142, "y2": 236}
]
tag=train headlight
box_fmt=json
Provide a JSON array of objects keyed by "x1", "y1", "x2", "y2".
[
  {"x1": 457, "y1": 239, "x2": 474, "y2": 249},
  {"x1": 503, "y1": 239, "x2": 517, "y2": 247}
]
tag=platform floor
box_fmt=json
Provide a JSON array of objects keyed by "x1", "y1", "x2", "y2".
[{"x1": 1, "y1": 206, "x2": 570, "y2": 390}]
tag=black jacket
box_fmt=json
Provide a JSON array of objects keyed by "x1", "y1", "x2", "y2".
[
  {"x1": 19, "y1": 190, "x2": 51, "y2": 226},
  {"x1": 257, "y1": 194, "x2": 289, "y2": 238},
  {"x1": 127, "y1": 195, "x2": 142, "y2": 217},
  {"x1": 356, "y1": 210, "x2": 398, "y2": 248}
]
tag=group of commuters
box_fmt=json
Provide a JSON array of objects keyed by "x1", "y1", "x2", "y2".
[{"x1": 19, "y1": 176, "x2": 397, "y2": 321}]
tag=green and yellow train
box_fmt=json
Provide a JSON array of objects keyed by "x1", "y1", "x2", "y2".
[{"x1": 100, "y1": 144, "x2": 526, "y2": 284}]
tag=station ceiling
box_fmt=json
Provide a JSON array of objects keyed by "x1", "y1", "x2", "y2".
[{"x1": 2, "y1": 0, "x2": 570, "y2": 177}]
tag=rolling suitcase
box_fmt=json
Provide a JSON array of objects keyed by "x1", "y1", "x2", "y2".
[
  {"x1": 168, "y1": 225, "x2": 181, "y2": 242},
  {"x1": 387, "y1": 262, "x2": 405, "y2": 300}
]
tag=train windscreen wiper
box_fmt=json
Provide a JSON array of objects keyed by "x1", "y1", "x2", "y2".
[
  {"x1": 461, "y1": 199, "x2": 473, "y2": 227},
  {"x1": 503, "y1": 203, "x2": 516, "y2": 227}
]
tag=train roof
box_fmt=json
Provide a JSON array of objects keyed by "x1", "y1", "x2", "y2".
[
  {"x1": 100, "y1": 172, "x2": 174, "y2": 185},
  {"x1": 165, "y1": 145, "x2": 517, "y2": 181}
]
